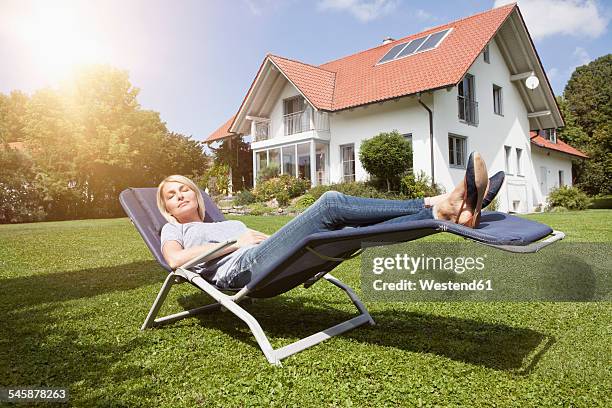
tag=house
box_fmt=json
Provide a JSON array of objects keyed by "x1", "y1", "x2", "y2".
[{"x1": 206, "y1": 3, "x2": 587, "y2": 213}]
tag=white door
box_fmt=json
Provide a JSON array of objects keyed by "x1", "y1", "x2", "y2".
[{"x1": 540, "y1": 166, "x2": 548, "y2": 196}]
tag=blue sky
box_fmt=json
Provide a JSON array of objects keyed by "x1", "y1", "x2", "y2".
[{"x1": 0, "y1": 0, "x2": 610, "y2": 141}]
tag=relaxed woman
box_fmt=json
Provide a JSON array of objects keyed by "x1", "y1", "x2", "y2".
[{"x1": 158, "y1": 152, "x2": 504, "y2": 289}]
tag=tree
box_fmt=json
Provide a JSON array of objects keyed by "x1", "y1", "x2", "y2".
[
  {"x1": 0, "y1": 148, "x2": 47, "y2": 223},
  {"x1": 359, "y1": 130, "x2": 413, "y2": 192},
  {"x1": 562, "y1": 54, "x2": 612, "y2": 195},
  {"x1": 14, "y1": 64, "x2": 211, "y2": 220},
  {"x1": 564, "y1": 54, "x2": 612, "y2": 137},
  {"x1": 0, "y1": 91, "x2": 28, "y2": 143},
  {"x1": 210, "y1": 136, "x2": 253, "y2": 190}
]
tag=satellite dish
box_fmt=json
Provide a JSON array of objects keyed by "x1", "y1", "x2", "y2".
[{"x1": 525, "y1": 75, "x2": 540, "y2": 90}]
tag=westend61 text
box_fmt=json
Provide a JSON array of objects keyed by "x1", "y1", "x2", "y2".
[{"x1": 372, "y1": 279, "x2": 493, "y2": 291}]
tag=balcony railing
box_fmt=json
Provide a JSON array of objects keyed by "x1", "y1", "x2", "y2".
[
  {"x1": 284, "y1": 109, "x2": 330, "y2": 136},
  {"x1": 458, "y1": 96, "x2": 479, "y2": 126},
  {"x1": 284, "y1": 111, "x2": 310, "y2": 135}
]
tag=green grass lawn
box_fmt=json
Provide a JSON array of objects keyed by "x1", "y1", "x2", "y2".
[{"x1": 0, "y1": 210, "x2": 610, "y2": 407}]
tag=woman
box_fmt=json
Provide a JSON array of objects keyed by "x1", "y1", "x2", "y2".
[{"x1": 158, "y1": 152, "x2": 504, "y2": 289}]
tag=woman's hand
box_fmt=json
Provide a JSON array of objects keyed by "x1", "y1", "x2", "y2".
[{"x1": 236, "y1": 230, "x2": 269, "y2": 247}]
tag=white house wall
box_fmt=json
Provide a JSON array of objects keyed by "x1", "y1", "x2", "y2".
[
  {"x1": 531, "y1": 147, "x2": 573, "y2": 208},
  {"x1": 269, "y1": 80, "x2": 301, "y2": 140},
  {"x1": 432, "y1": 38, "x2": 533, "y2": 212},
  {"x1": 328, "y1": 97, "x2": 429, "y2": 183}
]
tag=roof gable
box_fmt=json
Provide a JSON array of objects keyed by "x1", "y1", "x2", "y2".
[
  {"x1": 530, "y1": 132, "x2": 588, "y2": 159},
  {"x1": 209, "y1": 3, "x2": 565, "y2": 141},
  {"x1": 268, "y1": 55, "x2": 335, "y2": 111}
]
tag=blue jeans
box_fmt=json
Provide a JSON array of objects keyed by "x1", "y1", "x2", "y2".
[{"x1": 223, "y1": 191, "x2": 433, "y2": 288}]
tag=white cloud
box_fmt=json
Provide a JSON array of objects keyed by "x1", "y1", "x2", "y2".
[
  {"x1": 547, "y1": 67, "x2": 559, "y2": 80},
  {"x1": 242, "y1": 0, "x2": 291, "y2": 16},
  {"x1": 317, "y1": 0, "x2": 399, "y2": 22},
  {"x1": 243, "y1": 0, "x2": 262, "y2": 15},
  {"x1": 415, "y1": 9, "x2": 436, "y2": 21},
  {"x1": 573, "y1": 46, "x2": 592, "y2": 65},
  {"x1": 494, "y1": 0, "x2": 609, "y2": 39}
]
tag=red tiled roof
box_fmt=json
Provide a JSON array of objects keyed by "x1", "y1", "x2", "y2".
[
  {"x1": 319, "y1": 4, "x2": 515, "y2": 110},
  {"x1": 530, "y1": 132, "x2": 588, "y2": 158},
  {"x1": 269, "y1": 55, "x2": 335, "y2": 110},
  {"x1": 206, "y1": 115, "x2": 237, "y2": 143},
  {"x1": 207, "y1": 3, "x2": 516, "y2": 141}
]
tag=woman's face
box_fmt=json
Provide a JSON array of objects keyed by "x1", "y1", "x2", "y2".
[{"x1": 162, "y1": 181, "x2": 200, "y2": 223}]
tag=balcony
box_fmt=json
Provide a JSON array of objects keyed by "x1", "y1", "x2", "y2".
[
  {"x1": 458, "y1": 96, "x2": 479, "y2": 126},
  {"x1": 284, "y1": 108, "x2": 329, "y2": 136}
]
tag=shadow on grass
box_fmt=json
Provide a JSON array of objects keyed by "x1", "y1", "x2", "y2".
[
  {"x1": 0, "y1": 261, "x2": 164, "y2": 309},
  {"x1": 176, "y1": 290, "x2": 552, "y2": 373},
  {"x1": 0, "y1": 261, "x2": 169, "y2": 406}
]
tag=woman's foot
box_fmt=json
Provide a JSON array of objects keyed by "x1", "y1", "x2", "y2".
[
  {"x1": 425, "y1": 171, "x2": 504, "y2": 209},
  {"x1": 434, "y1": 152, "x2": 489, "y2": 227}
]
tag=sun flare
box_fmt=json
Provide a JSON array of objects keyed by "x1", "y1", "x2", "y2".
[{"x1": 13, "y1": 3, "x2": 109, "y2": 82}]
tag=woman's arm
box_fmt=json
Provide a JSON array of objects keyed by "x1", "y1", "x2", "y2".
[{"x1": 162, "y1": 230, "x2": 269, "y2": 269}]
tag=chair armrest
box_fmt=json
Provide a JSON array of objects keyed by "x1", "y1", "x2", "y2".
[
  {"x1": 476, "y1": 230, "x2": 565, "y2": 253},
  {"x1": 178, "y1": 240, "x2": 237, "y2": 270}
]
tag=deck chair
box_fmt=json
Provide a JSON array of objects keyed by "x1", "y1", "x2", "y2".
[{"x1": 119, "y1": 187, "x2": 564, "y2": 366}]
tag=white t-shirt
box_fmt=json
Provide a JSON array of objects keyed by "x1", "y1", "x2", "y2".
[{"x1": 160, "y1": 220, "x2": 254, "y2": 285}]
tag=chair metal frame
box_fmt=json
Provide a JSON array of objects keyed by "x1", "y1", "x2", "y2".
[{"x1": 140, "y1": 240, "x2": 375, "y2": 366}]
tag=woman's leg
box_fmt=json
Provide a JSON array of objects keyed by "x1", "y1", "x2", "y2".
[{"x1": 222, "y1": 191, "x2": 431, "y2": 287}]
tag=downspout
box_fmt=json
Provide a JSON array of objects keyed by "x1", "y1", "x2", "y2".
[{"x1": 417, "y1": 93, "x2": 435, "y2": 185}]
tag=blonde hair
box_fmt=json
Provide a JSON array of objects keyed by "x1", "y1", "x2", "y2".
[{"x1": 156, "y1": 175, "x2": 205, "y2": 224}]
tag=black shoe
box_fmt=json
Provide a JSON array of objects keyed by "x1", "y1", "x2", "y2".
[
  {"x1": 458, "y1": 151, "x2": 488, "y2": 228},
  {"x1": 482, "y1": 171, "x2": 505, "y2": 209}
]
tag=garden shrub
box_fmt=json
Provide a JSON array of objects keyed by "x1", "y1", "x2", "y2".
[
  {"x1": 486, "y1": 197, "x2": 499, "y2": 211},
  {"x1": 196, "y1": 163, "x2": 230, "y2": 196},
  {"x1": 246, "y1": 203, "x2": 273, "y2": 215},
  {"x1": 307, "y1": 181, "x2": 381, "y2": 200},
  {"x1": 233, "y1": 189, "x2": 256, "y2": 206},
  {"x1": 359, "y1": 130, "x2": 413, "y2": 191},
  {"x1": 400, "y1": 171, "x2": 444, "y2": 199},
  {"x1": 276, "y1": 191, "x2": 290, "y2": 207},
  {"x1": 294, "y1": 193, "x2": 316, "y2": 210},
  {"x1": 257, "y1": 165, "x2": 280, "y2": 182},
  {"x1": 547, "y1": 185, "x2": 590, "y2": 210},
  {"x1": 253, "y1": 175, "x2": 310, "y2": 202}
]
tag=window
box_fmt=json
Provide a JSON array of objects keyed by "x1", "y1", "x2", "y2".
[
  {"x1": 297, "y1": 143, "x2": 311, "y2": 181},
  {"x1": 504, "y1": 145, "x2": 512, "y2": 174},
  {"x1": 315, "y1": 142, "x2": 329, "y2": 185},
  {"x1": 448, "y1": 135, "x2": 467, "y2": 167},
  {"x1": 458, "y1": 74, "x2": 478, "y2": 125},
  {"x1": 282, "y1": 146, "x2": 296, "y2": 177},
  {"x1": 558, "y1": 170, "x2": 565, "y2": 187},
  {"x1": 340, "y1": 144, "x2": 355, "y2": 182},
  {"x1": 284, "y1": 96, "x2": 308, "y2": 135},
  {"x1": 539, "y1": 128, "x2": 557, "y2": 143},
  {"x1": 483, "y1": 44, "x2": 490, "y2": 63},
  {"x1": 256, "y1": 151, "x2": 268, "y2": 172},
  {"x1": 516, "y1": 148, "x2": 523, "y2": 176},
  {"x1": 493, "y1": 85, "x2": 503, "y2": 115},
  {"x1": 402, "y1": 133, "x2": 413, "y2": 144}
]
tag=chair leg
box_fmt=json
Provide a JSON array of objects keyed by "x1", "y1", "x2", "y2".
[
  {"x1": 182, "y1": 268, "x2": 375, "y2": 366},
  {"x1": 141, "y1": 273, "x2": 223, "y2": 330},
  {"x1": 141, "y1": 273, "x2": 176, "y2": 330}
]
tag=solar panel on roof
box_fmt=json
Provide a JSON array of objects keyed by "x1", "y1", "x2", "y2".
[
  {"x1": 395, "y1": 36, "x2": 428, "y2": 59},
  {"x1": 377, "y1": 28, "x2": 452, "y2": 65},
  {"x1": 378, "y1": 42, "x2": 409, "y2": 63},
  {"x1": 416, "y1": 29, "x2": 450, "y2": 52}
]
